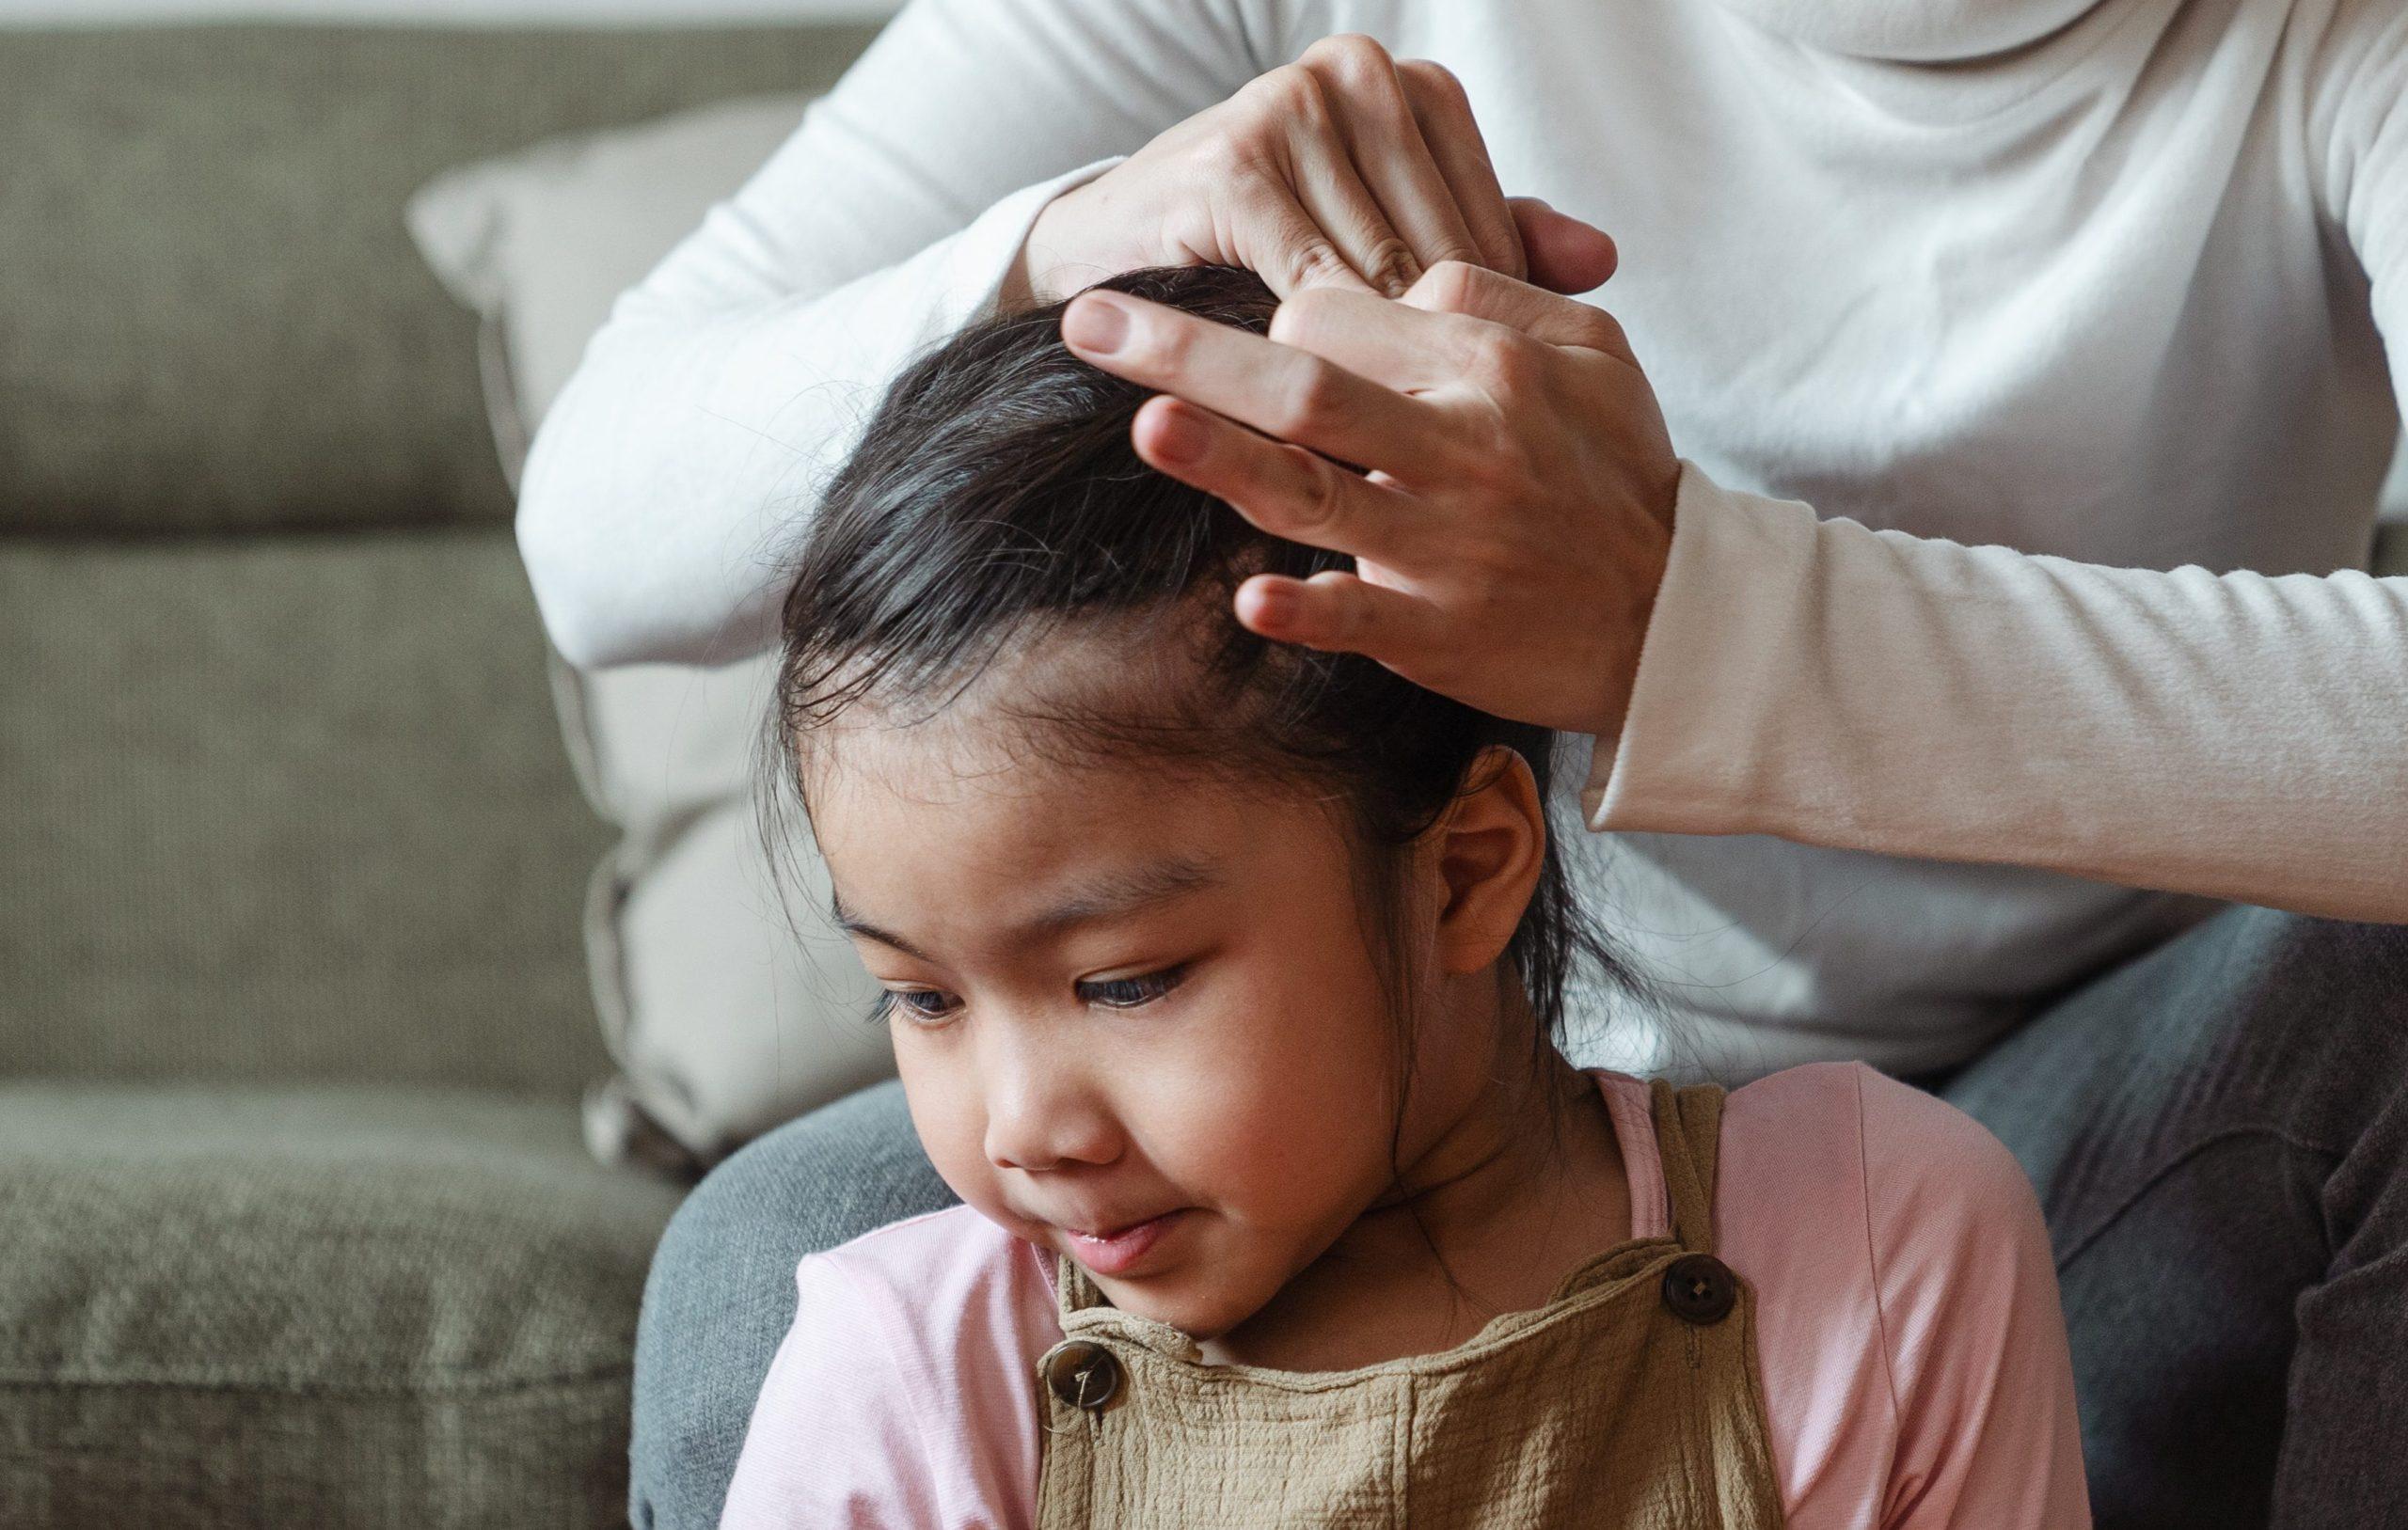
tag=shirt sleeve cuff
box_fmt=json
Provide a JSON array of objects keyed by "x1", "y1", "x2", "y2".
[
  {"x1": 943, "y1": 153, "x2": 1130, "y2": 330},
  {"x1": 1579, "y1": 458, "x2": 1823, "y2": 833}
]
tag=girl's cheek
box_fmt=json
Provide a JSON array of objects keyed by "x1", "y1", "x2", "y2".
[
  {"x1": 896, "y1": 1048, "x2": 993, "y2": 1192},
  {"x1": 1153, "y1": 1053, "x2": 1355, "y2": 1206}
]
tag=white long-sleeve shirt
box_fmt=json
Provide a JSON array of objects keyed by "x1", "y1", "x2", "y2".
[{"x1": 515, "y1": 0, "x2": 2408, "y2": 1079}]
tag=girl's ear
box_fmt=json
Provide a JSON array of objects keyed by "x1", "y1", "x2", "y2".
[{"x1": 1425, "y1": 743, "x2": 1547, "y2": 978}]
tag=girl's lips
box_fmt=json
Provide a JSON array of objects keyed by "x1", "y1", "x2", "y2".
[{"x1": 1066, "y1": 1209, "x2": 1187, "y2": 1276}]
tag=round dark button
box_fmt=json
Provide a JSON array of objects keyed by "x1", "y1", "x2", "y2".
[
  {"x1": 1660, "y1": 1254, "x2": 1738, "y2": 1325},
  {"x1": 1038, "y1": 1339, "x2": 1122, "y2": 1412}
]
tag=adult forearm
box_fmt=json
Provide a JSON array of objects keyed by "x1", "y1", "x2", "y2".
[
  {"x1": 509, "y1": 0, "x2": 1275, "y2": 670},
  {"x1": 1588, "y1": 463, "x2": 2408, "y2": 923},
  {"x1": 516, "y1": 160, "x2": 1121, "y2": 670}
]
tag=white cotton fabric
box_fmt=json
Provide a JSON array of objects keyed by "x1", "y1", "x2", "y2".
[{"x1": 515, "y1": 0, "x2": 2408, "y2": 1079}]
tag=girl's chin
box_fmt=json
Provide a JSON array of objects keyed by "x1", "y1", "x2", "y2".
[
  {"x1": 1088, "y1": 1264, "x2": 1272, "y2": 1344},
  {"x1": 1102, "y1": 1291, "x2": 1241, "y2": 1342}
]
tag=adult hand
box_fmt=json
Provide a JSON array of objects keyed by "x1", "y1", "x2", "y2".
[
  {"x1": 1007, "y1": 34, "x2": 1619, "y2": 308},
  {"x1": 1057, "y1": 260, "x2": 1681, "y2": 745}
]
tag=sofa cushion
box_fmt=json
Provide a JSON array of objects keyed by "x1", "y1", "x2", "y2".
[
  {"x1": 0, "y1": 1082, "x2": 685, "y2": 1527},
  {"x1": 0, "y1": 530, "x2": 611, "y2": 1096},
  {"x1": 406, "y1": 89, "x2": 830, "y2": 480},
  {"x1": 0, "y1": 21, "x2": 880, "y2": 538}
]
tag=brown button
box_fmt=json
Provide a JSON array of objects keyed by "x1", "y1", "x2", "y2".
[
  {"x1": 1038, "y1": 1339, "x2": 1122, "y2": 1412},
  {"x1": 1661, "y1": 1254, "x2": 1738, "y2": 1325}
]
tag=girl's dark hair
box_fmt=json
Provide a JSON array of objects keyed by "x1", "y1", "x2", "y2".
[{"x1": 758, "y1": 262, "x2": 1648, "y2": 1164}]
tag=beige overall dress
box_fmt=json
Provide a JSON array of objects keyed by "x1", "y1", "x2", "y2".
[{"x1": 1032, "y1": 1080, "x2": 1786, "y2": 1528}]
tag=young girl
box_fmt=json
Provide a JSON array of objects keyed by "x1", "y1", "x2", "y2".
[{"x1": 719, "y1": 264, "x2": 2089, "y2": 1528}]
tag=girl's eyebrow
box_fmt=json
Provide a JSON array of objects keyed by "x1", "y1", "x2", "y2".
[{"x1": 829, "y1": 854, "x2": 1224, "y2": 960}]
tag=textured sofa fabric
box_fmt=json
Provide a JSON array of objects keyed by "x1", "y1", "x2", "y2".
[
  {"x1": 0, "y1": 1085, "x2": 687, "y2": 1526},
  {"x1": 0, "y1": 21, "x2": 887, "y2": 1526},
  {"x1": 0, "y1": 530, "x2": 612, "y2": 1094},
  {"x1": 0, "y1": 22, "x2": 880, "y2": 539}
]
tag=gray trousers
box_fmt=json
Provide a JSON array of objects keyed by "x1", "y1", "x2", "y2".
[{"x1": 628, "y1": 904, "x2": 2408, "y2": 1529}]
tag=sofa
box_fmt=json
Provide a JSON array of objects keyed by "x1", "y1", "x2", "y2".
[{"x1": 0, "y1": 21, "x2": 879, "y2": 1527}]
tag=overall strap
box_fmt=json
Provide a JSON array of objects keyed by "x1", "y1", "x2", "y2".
[
  {"x1": 1646, "y1": 1078, "x2": 1727, "y2": 1256},
  {"x1": 1051, "y1": 1251, "x2": 1206, "y2": 1362},
  {"x1": 1054, "y1": 1251, "x2": 1101, "y2": 1319}
]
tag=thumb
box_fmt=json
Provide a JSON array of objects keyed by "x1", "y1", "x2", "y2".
[{"x1": 1509, "y1": 197, "x2": 1619, "y2": 295}]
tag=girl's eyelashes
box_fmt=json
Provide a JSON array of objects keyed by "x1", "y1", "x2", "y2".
[
  {"x1": 869, "y1": 963, "x2": 1192, "y2": 1029},
  {"x1": 1081, "y1": 962, "x2": 1191, "y2": 1010},
  {"x1": 867, "y1": 987, "x2": 951, "y2": 1028}
]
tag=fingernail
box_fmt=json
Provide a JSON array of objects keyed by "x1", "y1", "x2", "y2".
[
  {"x1": 1064, "y1": 293, "x2": 1129, "y2": 354},
  {"x1": 1152, "y1": 405, "x2": 1208, "y2": 463},
  {"x1": 1249, "y1": 584, "x2": 1295, "y2": 626}
]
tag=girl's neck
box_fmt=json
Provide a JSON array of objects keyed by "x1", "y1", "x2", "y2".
[{"x1": 1196, "y1": 1043, "x2": 1631, "y2": 1373}]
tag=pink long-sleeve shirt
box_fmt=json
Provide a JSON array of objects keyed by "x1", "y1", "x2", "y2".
[{"x1": 720, "y1": 1062, "x2": 2089, "y2": 1528}]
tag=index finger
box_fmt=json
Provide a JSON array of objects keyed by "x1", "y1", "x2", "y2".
[{"x1": 1062, "y1": 288, "x2": 1448, "y2": 476}]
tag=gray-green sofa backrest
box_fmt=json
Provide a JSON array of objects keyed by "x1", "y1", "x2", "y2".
[{"x1": 0, "y1": 23, "x2": 882, "y2": 1097}]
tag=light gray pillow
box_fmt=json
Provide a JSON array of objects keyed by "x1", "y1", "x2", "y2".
[{"x1": 406, "y1": 92, "x2": 895, "y2": 1174}]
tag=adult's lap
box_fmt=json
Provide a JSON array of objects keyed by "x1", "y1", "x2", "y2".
[{"x1": 1946, "y1": 904, "x2": 2408, "y2": 1530}]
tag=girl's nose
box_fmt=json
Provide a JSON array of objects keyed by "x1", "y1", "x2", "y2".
[{"x1": 979, "y1": 1031, "x2": 1120, "y2": 1173}]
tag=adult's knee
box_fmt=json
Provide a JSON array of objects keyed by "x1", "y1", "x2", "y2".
[
  {"x1": 1949, "y1": 904, "x2": 2408, "y2": 1233},
  {"x1": 2174, "y1": 907, "x2": 2408, "y2": 1128},
  {"x1": 2181, "y1": 906, "x2": 2408, "y2": 1033},
  {"x1": 1988, "y1": 904, "x2": 2407, "y2": 1113},
  {"x1": 629, "y1": 1080, "x2": 956, "y2": 1530}
]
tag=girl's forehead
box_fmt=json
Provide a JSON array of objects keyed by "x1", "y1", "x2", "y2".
[
  {"x1": 805, "y1": 716, "x2": 1254, "y2": 850},
  {"x1": 791, "y1": 613, "x2": 1339, "y2": 886},
  {"x1": 804, "y1": 698, "x2": 1339, "y2": 856},
  {"x1": 803, "y1": 697, "x2": 1129, "y2": 812},
  {"x1": 805, "y1": 722, "x2": 1357, "y2": 965},
  {"x1": 798, "y1": 624, "x2": 1229, "y2": 809}
]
